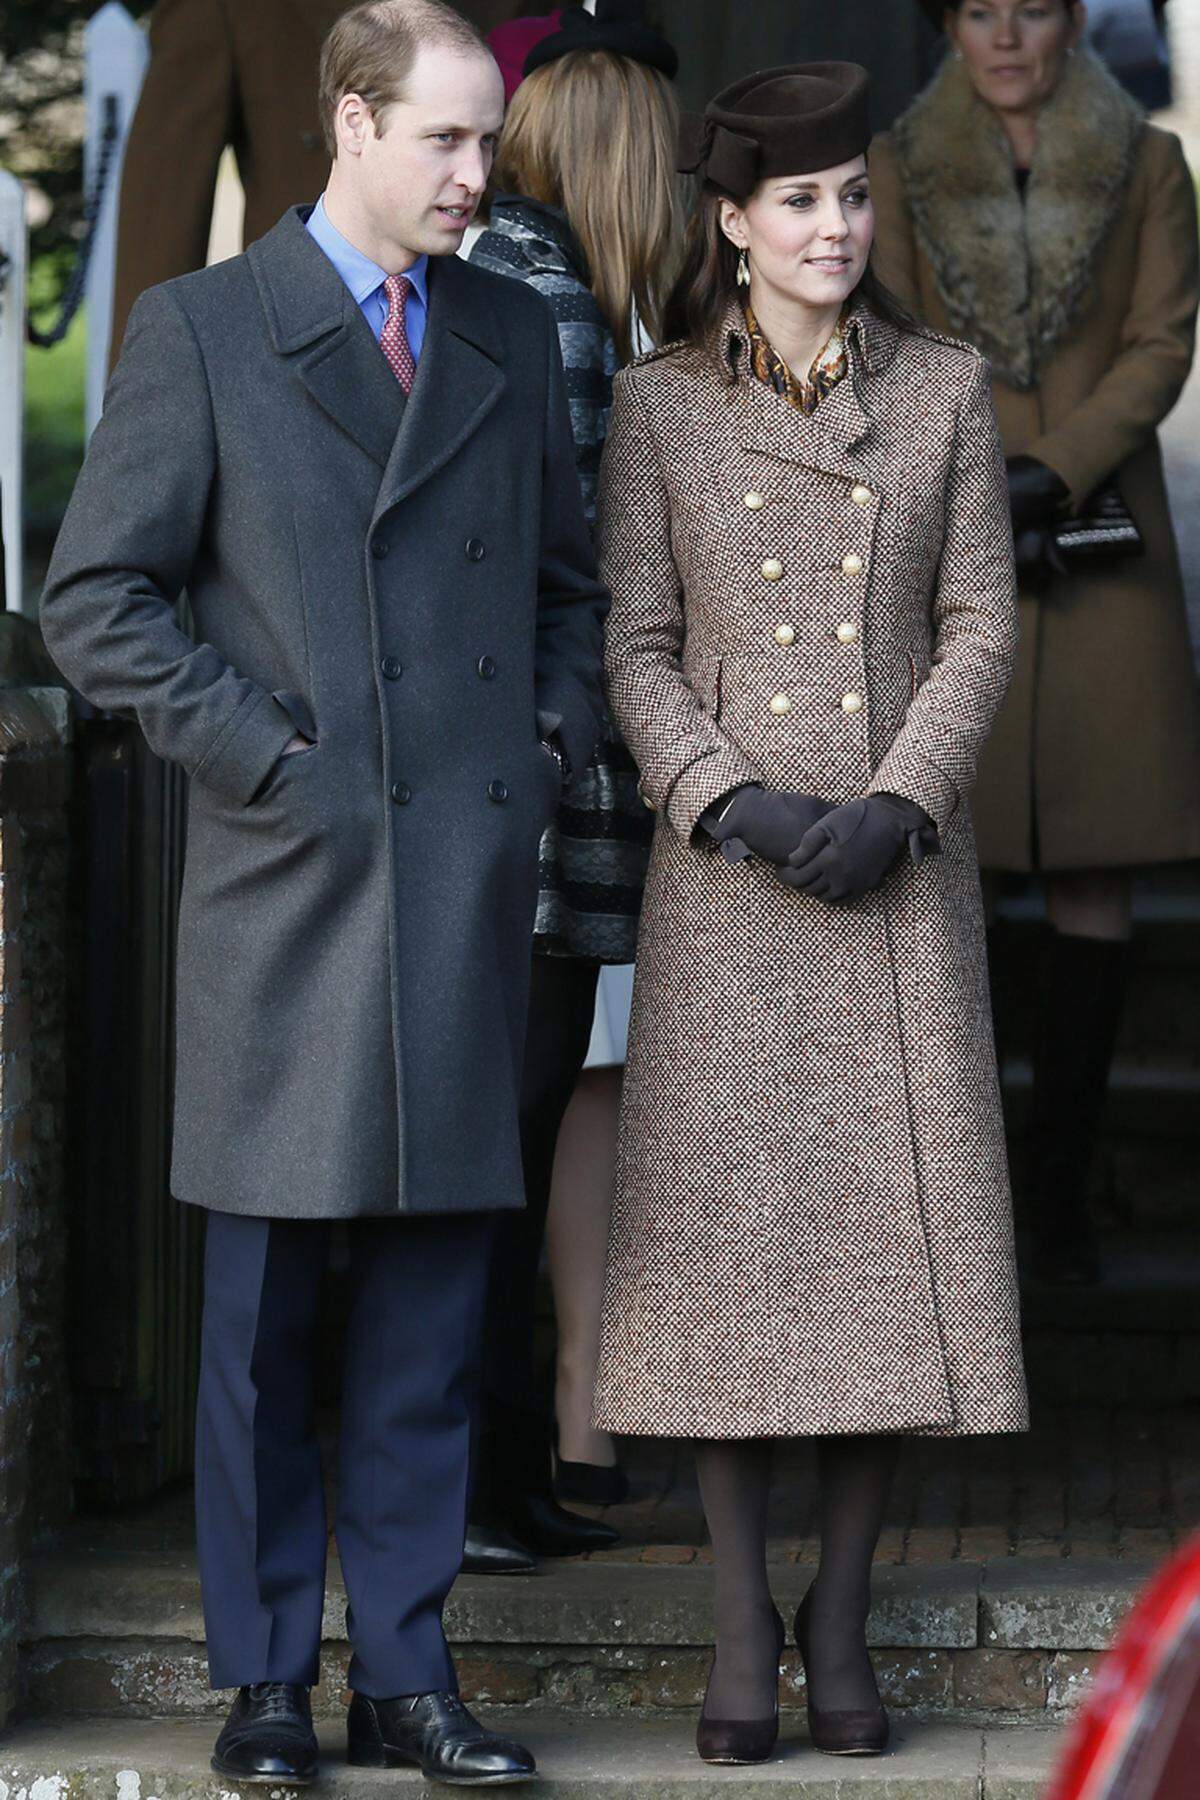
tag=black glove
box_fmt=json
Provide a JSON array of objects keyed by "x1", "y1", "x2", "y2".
[
  {"x1": 703, "y1": 784, "x2": 835, "y2": 866},
  {"x1": 1013, "y1": 524, "x2": 1068, "y2": 588},
  {"x1": 780, "y1": 793, "x2": 939, "y2": 903},
  {"x1": 1006, "y1": 455, "x2": 1069, "y2": 534}
]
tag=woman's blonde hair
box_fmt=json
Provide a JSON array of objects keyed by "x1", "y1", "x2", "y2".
[{"x1": 493, "y1": 49, "x2": 684, "y2": 365}]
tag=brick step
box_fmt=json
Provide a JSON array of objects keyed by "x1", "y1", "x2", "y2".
[
  {"x1": 0, "y1": 1714, "x2": 1062, "y2": 1798},
  {"x1": 20, "y1": 1554, "x2": 1144, "y2": 1724}
]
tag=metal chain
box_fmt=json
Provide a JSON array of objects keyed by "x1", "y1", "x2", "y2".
[{"x1": 26, "y1": 93, "x2": 120, "y2": 350}]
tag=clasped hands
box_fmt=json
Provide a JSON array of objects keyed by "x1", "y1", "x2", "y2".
[{"x1": 706, "y1": 784, "x2": 938, "y2": 903}]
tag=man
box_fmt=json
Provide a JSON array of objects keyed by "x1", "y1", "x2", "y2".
[
  {"x1": 109, "y1": 0, "x2": 532, "y2": 362},
  {"x1": 42, "y1": 0, "x2": 605, "y2": 1783}
]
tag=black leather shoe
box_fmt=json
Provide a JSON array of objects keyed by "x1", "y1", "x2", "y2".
[
  {"x1": 504, "y1": 1491, "x2": 618, "y2": 1557},
  {"x1": 211, "y1": 1683, "x2": 319, "y2": 1783},
  {"x1": 347, "y1": 1690, "x2": 536, "y2": 1785},
  {"x1": 462, "y1": 1523, "x2": 538, "y2": 1576}
]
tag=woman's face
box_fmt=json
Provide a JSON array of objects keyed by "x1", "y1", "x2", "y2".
[
  {"x1": 720, "y1": 157, "x2": 874, "y2": 316},
  {"x1": 947, "y1": 2, "x2": 1085, "y2": 116}
]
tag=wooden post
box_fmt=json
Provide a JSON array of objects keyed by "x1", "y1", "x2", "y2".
[
  {"x1": 84, "y1": 3, "x2": 148, "y2": 438},
  {"x1": 0, "y1": 174, "x2": 26, "y2": 613}
]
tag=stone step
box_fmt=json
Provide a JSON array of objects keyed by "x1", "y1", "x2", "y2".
[
  {"x1": 20, "y1": 1554, "x2": 1143, "y2": 1724},
  {"x1": 0, "y1": 1713, "x2": 1063, "y2": 1798}
]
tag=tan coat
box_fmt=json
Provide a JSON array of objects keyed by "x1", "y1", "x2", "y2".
[
  {"x1": 870, "y1": 50, "x2": 1200, "y2": 873},
  {"x1": 592, "y1": 303, "x2": 1029, "y2": 1439}
]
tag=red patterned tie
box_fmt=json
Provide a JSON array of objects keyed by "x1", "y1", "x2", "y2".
[{"x1": 380, "y1": 272, "x2": 416, "y2": 394}]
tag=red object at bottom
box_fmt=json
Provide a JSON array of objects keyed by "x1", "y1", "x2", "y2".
[{"x1": 1046, "y1": 1534, "x2": 1200, "y2": 1800}]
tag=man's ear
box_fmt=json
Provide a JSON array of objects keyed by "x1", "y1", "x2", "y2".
[{"x1": 335, "y1": 91, "x2": 372, "y2": 158}]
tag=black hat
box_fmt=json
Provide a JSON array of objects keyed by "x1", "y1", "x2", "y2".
[
  {"x1": 523, "y1": 0, "x2": 679, "y2": 80},
  {"x1": 679, "y1": 62, "x2": 871, "y2": 199}
]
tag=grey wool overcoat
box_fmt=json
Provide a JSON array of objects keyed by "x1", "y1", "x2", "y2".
[
  {"x1": 42, "y1": 206, "x2": 607, "y2": 1221},
  {"x1": 592, "y1": 302, "x2": 1030, "y2": 1439}
]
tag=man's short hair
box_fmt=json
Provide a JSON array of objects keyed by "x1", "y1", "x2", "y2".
[{"x1": 319, "y1": 0, "x2": 489, "y2": 157}]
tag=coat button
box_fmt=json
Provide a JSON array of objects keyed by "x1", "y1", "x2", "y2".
[
  {"x1": 466, "y1": 538, "x2": 486, "y2": 562},
  {"x1": 381, "y1": 655, "x2": 403, "y2": 679},
  {"x1": 842, "y1": 552, "x2": 864, "y2": 577},
  {"x1": 372, "y1": 538, "x2": 389, "y2": 559},
  {"x1": 842, "y1": 692, "x2": 864, "y2": 713},
  {"x1": 774, "y1": 623, "x2": 796, "y2": 646},
  {"x1": 836, "y1": 622, "x2": 859, "y2": 644},
  {"x1": 390, "y1": 781, "x2": 412, "y2": 804},
  {"x1": 477, "y1": 654, "x2": 497, "y2": 679},
  {"x1": 488, "y1": 779, "x2": 508, "y2": 803},
  {"x1": 744, "y1": 490, "x2": 765, "y2": 510},
  {"x1": 641, "y1": 793, "x2": 657, "y2": 812},
  {"x1": 769, "y1": 692, "x2": 792, "y2": 715},
  {"x1": 761, "y1": 558, "x2": 784, "y2": 582},
  {"x1": 851, "y1": 484, "x2": 873, "y2": 507}
]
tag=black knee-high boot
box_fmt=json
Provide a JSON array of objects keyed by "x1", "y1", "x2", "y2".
[{"x1": 1027, "y1": 931, "x2": 1131, "y2": 1284}]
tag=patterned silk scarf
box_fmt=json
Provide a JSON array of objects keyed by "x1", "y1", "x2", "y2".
[{"x1": 744, "y1": 300, "x2": 849, "y2": 415}]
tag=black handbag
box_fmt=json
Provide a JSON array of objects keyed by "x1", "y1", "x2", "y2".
[{"x1": 1053, "y1": 480, "x2": 1144, "y2": 567}]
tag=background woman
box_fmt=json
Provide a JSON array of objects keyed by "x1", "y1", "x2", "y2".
[
  {"x1": 870, "y1": 0, "x2": 1200, "y2": 1284},
  {"x1": 594, "y1": 63, "x2": 1028, "y2": 1762},
  {"x1": 466, "y1": 0, "x2": 684, "y2": 1556}
]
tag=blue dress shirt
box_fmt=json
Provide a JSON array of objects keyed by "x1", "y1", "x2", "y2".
[{"x1": 305, "y1": 194, "x2": 429, "y2": 363}]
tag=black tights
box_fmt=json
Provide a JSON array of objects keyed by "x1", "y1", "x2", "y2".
[{"x1": 694, "y1": 1435, "x2": 899, "y2": 1719}]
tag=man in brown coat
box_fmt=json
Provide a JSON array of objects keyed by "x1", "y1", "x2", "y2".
[{"x1": 109, "y1": 0, "x2": 523, "y2": 362}]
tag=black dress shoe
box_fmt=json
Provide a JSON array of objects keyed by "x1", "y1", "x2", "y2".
[
  {"x1": 504, "y1": 1491, "x2": 618, "y2": 1557},
  {"x1": 554, "y1": 1459, "x2": 629, "y2": 1508},
  {"x1": 794, "y1": 1590, "x2": 889, "y2": 1757},
  {"x1": 347, "y1": 1690, "x2": 536, "y2": 1785},
  {"x1": 462, "y1": 1523, "x2": 538, "y2": 1576},
  {"x1": 696, "y1": 1609, "x2": 785, "y2": 1765},
  {"x1": 211, "y1": 1683, "x2": 319, "y2": 1783}
]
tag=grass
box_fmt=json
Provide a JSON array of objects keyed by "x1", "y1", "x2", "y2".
[{"x1": 23, "y1": 261, "x2": 86, "y2": 546}]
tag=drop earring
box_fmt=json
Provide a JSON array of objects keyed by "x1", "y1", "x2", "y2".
[{"x1": 736, "y1": 250, "x2": 750, "y2": 288}]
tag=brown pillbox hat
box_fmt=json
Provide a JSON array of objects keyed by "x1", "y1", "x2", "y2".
[{"x1": 678, "y1": 62, "x2": 871, "y2": 199}]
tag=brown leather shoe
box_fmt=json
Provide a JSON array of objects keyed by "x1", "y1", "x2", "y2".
[
  {"x1": 695, "y1": 1609, "x2": 784, "y2": 1765},
  {"x1": 794, "y1": 1588, "x2": 889, "y2": 1756}
]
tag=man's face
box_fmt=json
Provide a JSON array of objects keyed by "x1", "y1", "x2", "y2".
[{"x1": 355, "y1": 45, "x2": 505, "y2": 257}]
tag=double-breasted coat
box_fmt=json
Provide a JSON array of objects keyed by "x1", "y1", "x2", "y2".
[
  {"x1": 592, "y1": 302, "x2": 1029, "y2": 1439},
  {"x1": 871, "y1": 50, "x2": 1200, "y2": 873},
  {"x1": 42, "y1": 207, "x2": 607, "y2": 1221}
]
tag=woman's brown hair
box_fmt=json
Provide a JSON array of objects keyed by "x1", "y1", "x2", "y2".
[
  {"x1": 662, "y1": 185, "x2": 920, "y2": 362},
  {"x1": 492, "y1": 49, "x2": 684, "y2": 365}
]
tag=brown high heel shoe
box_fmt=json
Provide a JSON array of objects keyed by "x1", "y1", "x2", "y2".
[
  {"x1": 695, "y1": 1607, "x2": 785, "y2": 1765},
  {"x1": 794, "y1": 1586, "x2": 889, "y2": 1757}
]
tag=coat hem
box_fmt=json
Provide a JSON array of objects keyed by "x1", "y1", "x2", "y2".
[{"x1": 174, "y1": 1189, "x2": 527, "y2": 1219}]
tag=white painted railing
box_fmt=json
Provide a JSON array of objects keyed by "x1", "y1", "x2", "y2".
[
  {"x1": 83, "y1": 2, "x2": 148, "y2": 435},
  {"x1": 0, "y1": 174, "x2": 27, "y2": 612}
]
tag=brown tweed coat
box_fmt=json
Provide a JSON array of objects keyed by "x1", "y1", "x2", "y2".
[
  {"x1": 592, "y1": 301, "x2": 1029, "y2": 1439},
  {"x1": 871, "y1": 50, "x2": 1200, "y2": 872}
]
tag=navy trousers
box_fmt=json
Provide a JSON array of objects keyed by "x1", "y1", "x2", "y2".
[{"x1": 195, "y1": 1210, "x2": 493, "y2": 1697}]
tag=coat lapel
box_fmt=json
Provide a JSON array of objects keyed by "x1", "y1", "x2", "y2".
[
  {"x1": 371, "y1": 254, "x2": 506, "y2": 525},
  {"x1": 728, "y1": 302, "x2": 891, "y2": 481},
  {"x1": 249, "y1": 207, "x2": 406, "y2": 470}
]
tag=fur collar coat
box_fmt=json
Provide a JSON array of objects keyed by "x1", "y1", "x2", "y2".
[{"x1": 870, "y1": 52, "x2": 1200, "y2": 875}]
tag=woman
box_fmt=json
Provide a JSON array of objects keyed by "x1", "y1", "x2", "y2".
[
  {"x1": 870, "y1": 1, "x2": 1200, "y2": 1284},
  {"x1": 594, "y1": 63, "x2": 1029, "y2": 1762},
  {"x1": 465, "y1": 0, "x2": 684, "y2": 1556}
]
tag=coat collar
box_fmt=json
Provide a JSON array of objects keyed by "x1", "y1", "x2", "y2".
[
  {"x1": 249, "y1": 208, "x2": 506, "y2": 511},
  {"x1": 719, "y1": 297, "x2": 896, "y2": 470},
  {"x1": 890, "y1": 48, "x2": 1144, "y2": 389},
  {"x1": 482, "y1": 194, "x2": 591, "y2": 285}
]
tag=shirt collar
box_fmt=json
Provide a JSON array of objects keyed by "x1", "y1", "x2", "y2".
[{"x1": 309, "y1": 194, "x2": 429, "y2": 310}]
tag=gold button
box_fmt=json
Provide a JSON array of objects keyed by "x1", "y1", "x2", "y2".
[
  {"x1": 769, "y1": 692, "x2": 792, "y2": 715},
  {"x1": 744, "y1": 491, "x2": 765, "y2": 511},
  {"x1": 842, "y1": 691, "x2": 864, "y2": 714},
  {"x1": 851, "y1": 484, "x2": 873, "y2": 507},
  {"x1": 775, "y1": 623, "x2": 796, "y2": 647},
  {"x1": 836, "y1": 621, "x2": 858, "y2": 644},
  {"x1": 842, "y1": 552, "x2": 864, "y2": 577},
  {"x1": 762, "y1": 558, "x2": 784, "y2": 582}
]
